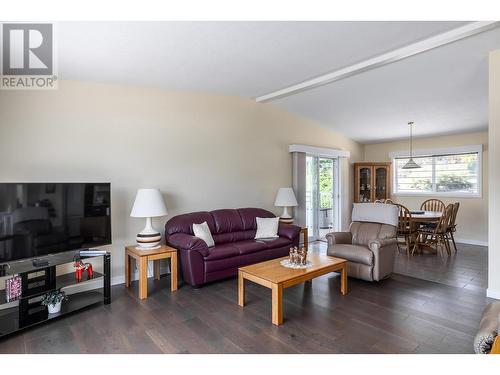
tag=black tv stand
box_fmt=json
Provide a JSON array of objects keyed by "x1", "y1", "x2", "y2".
[{"x1": 0, "y1": 251, "x2": 111, "y2": 339}]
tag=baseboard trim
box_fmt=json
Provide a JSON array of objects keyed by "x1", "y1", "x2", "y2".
[
  {"x1": 487, "y1": 289, "x2": 500, "y2": 300},
  {"x1": 112, "y1": 275, "x2": 125, "y2": 286},
  {"x1": 454, "y1": 238, "x2": 488, "y2": 247}
]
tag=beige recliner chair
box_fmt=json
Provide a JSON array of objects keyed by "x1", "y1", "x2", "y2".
[{"x1": 326, "y1": 203, "x2": 398, "y2": 282}]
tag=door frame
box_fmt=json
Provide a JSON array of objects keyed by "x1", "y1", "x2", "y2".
[{"x1": 306, "y1": 155, "x2": 340, "y2": 242}]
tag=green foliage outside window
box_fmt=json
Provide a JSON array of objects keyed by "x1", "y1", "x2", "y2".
[{"x1": 319, "y1": 159, "x2": 333, "y2": 209}]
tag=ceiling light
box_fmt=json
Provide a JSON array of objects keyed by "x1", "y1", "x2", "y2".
[{"x1": 402, "y1": 121, "x2": 421, "y2": 169}]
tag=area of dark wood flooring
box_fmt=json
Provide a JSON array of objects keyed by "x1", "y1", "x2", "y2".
[
  {"x1": 393, "y1": 242, "x2": 488, "y2": 294},
  {"x1": 0, "y1": 242, "x2": 491, "y2": 354}
]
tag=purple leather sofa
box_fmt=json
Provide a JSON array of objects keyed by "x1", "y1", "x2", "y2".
[{"x1": 165, "y1": 208, "x2": 300, "y2": 287}]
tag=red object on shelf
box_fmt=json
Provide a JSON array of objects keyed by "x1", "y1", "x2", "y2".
[{"x1": 73, "y1": 260, "x2": 94, "y2": 282}]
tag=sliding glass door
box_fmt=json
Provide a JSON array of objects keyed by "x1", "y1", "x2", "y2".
[{"x1": 306, "y1": 156, "x2": 339, "y2": 241}]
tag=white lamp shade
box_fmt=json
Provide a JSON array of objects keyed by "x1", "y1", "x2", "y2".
[
  {"x1": 130, "y1": 188, "x2": 168, "y2": 218},
  {"x1": 274, "y1": 187, "x2": 298, "y2": 207}
]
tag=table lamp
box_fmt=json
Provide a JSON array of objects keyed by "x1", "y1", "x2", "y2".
[
  {"x1": 274, "y1": 187, "x2": 298, "y2": 223},
  {"x1": 130, "y1": 188, "x2": 168, "y2": 250}
]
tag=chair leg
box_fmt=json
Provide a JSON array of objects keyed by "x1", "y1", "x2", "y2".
[
  {"x1": 450, "y1": 231, "x2": 458, "y2": 253},
  {"x1": 405, "y1": 235, "x2": 411, "y2": 257},
  {"x1": 443, "y1": 235, "x2": 451, "y2": 256},
  {"x1": 411, "y1": 233, "x2": 419, "y2": 255},
  {"x1": 437, "y1": 239, "x2": 444, "y2": 257}
]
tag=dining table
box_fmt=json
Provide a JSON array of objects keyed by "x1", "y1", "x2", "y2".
[{"x1": 409, "y1": 210, "x2": 442, "y2": 223}]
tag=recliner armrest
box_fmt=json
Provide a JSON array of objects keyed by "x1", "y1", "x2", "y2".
[
  {"x1": 368, "y1": 237, "x2": 397, "y2": 281},
  {"x1": 166, "y1": 233, "x2": 210, "y2": 257},
  {"x1": 368, "y1": 238, "x2": 397, "y2": 252},
  {"x1": 325, "y1": 232, "x2": 352, "y2": 246},
  {"x1": 278, "y1": 223, "x2": 301, "y2": 240}
]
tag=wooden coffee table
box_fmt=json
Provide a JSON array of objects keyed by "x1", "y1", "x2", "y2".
[{"x1": 238, "y1": 253, "x2": 348, "y2": 325}]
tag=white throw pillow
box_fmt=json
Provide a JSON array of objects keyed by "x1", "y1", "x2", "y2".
[
  {"x1": 254, "y1": 217, "x2": 279, "y2": 239},
  {"x1": 192, "y1": 221, "x2": 215, "y2": 247}
]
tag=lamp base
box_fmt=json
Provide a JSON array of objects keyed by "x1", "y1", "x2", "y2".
[
  {"x1": 280, "y1": 206, "x2": 292, "y2": 219},
  {"x1": 136, "y1": 217, "x2": 162, "y2": 249},
  {"x1": 279, "y1": 217, "x2": 294, "y2": 224},
  {"x1": 135, "y1": 245, "x2": 161, "y2": 251}
]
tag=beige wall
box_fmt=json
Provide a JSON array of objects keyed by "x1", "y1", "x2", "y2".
[
  {"x1": 0, "y1": 80, "x2": 363, "y2": 283},
  {"x1": 364, "y1": 131, "x2": 488, "y2": 245},
  {"x1": 489, "y1": 50, "x2": 500, "y2": 299}
]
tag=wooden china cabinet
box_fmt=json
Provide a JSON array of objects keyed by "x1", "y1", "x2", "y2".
[{"x1": 354, "y1": 162, "x2": 392, "y2": 203}]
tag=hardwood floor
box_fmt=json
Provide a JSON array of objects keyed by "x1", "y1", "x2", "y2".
[
  {"x1": 0, "y1": 242, "x2": 491, "y2": 354},
  {"x1": 393, "y1": 242, "x2": 488, "y2": 294}
]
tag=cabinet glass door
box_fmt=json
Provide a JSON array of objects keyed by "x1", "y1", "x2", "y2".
[
  {"x1": 375, "y1": 167, "x2": 388, "y2": 201},
  {"x1": 358, "y1": 167, "x2": 372, "y2": 202}
]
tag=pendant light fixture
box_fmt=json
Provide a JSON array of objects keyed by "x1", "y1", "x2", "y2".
[{"x1": 402, "y1": 121, "x2": 421, "y2": 169}]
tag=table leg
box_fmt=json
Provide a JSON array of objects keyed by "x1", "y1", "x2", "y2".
[
  {"x1": 271, "y1": 283, "x2": 283, "y2": 325},
  {"x1": 238, "y1": 271, "x2": 245, "y2": 307},
  {"x1": 153, "y1": 259, "x2": 160, "y2": 280},
  {"x1": 139, "y1": 257, "x2": 148, "y2": 299},
  {"x1": 125, "y1": 252, "x2": 131, "y2": 288},
  {"x1": 170, "y1": 253, "x2": 178, "y2": 292},
  {"x1": 340, "y1": 264, "x2": 348, "y2": 295}
]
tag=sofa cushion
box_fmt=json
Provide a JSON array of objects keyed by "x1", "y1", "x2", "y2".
[
  {"x1": 232, "y1": 239, "x2": 268, "y2": 255},
  {"x1": 211, "y1": 209, "x2": 244, "y2": 234},
  {"x1": 258, "y1": 236, "x2": 291, "y2": 249},
  {"x1": 237, "y1": 208, "x2": 275, "y2": 230},
  {"x1": 204, "y1": 243, "x2": 240, "y2": 261},
  {"x1": 327, "y1": 244, "x2": 374, "y2": 266}
]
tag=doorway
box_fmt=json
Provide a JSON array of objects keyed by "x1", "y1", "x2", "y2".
[{"x1": 305, "y1": 156, "x2": 339, "y2": 241}]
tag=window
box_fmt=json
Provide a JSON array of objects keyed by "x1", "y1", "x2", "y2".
[{"x1": 392, "y1": 146, "x2": 481, "y2": 197}]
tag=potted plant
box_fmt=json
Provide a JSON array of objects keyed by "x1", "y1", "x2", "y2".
[{"x1": 41, "y1": 290, "x2": 67, "y2": 314}]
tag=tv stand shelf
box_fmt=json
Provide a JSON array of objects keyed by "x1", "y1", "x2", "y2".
[
  {"x1": 0, "y1": 271, "x2": 104, "y2": 304},
  {"x1": 0, "y1": 251, "x2": 110, "y2": 338}
]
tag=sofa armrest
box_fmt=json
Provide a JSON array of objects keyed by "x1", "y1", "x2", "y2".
[
  {"x1": 368, "y1": 238, "x2": 397, "y2": 252},
  {"x1": 368, "y1": 238, "x2": 397, "y2": 281},
  {"x1": 166, "y1": 233, "x2": 210, "y2": 257},
  {"x1": 325, "y1": 232, "x2": 352, "y2": 246},
  {"x1": 474, "y1": 302, "x2": 500, "y2": 354},
  {"x1": 278, "y1": 223, "x2": 301, "y2": 240}
]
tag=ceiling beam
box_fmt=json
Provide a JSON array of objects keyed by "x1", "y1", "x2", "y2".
[{"x1": 256, "y1": 21, "x2": 500, "y2": 103}]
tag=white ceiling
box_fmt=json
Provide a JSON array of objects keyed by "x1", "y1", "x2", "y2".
[{"x1": 57, "y1": 21, "x2": 497, "y2": 143}]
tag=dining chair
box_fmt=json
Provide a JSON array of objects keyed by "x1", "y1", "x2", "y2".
[
  {"x1": 374, "y1": 199, "x2": 383, "y2": 203},
  {"x1": 395, "y1": 203, "x2": 416, "y2": 256},
  {"x1": 420, "y1": 198, "x2": 445, "y2": 213},
  {"x1": 446, "y1": 202, "x2": 460, "y2": 252},
  {"x1": 413, "y1": 204, "x2": 453, "y2": 256}
]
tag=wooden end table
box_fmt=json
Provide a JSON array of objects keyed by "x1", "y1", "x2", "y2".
[
  {"x1": 125, "y1": 244, "x2": 178, "y2": 299},
  {"x1": 238, "y1": 253, "x2": 347, "y2": 325}
]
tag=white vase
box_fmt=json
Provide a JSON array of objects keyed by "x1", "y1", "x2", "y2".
[{"x1": 47, "y1": 301, "x2": 62, "y2": 314}]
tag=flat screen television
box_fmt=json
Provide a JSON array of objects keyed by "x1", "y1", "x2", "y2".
[{"x1": 0, "y1": 183, "x2": 111, "y2": 263}]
